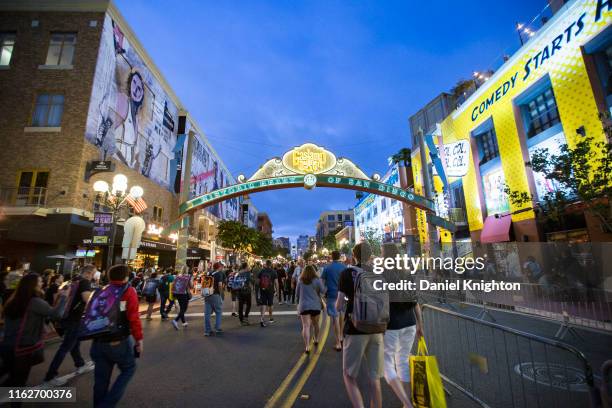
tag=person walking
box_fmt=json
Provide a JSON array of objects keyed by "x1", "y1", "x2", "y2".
[
  {"x1": 203, "y1": 263, "x2": 224, "y2": 336},
  {"x1": 381, "y1": 244, "x2": 422, "y2": 408},
  {"x1": 44, "y1": 264, "x2": 96, "y2": 386},
  {"x1": 321, "y1": 250, "x2": 346, "y2": 351},
  {"x1": 1, "y1": 273, "x2": 69, "y2": 389},
  {"x1": 171, "y1": 267, "x2": 193, "y2": 330},
  {"x1": 142, "y1": 272, "x2": 160, "y2": 320},
  {"x1": 44, "y1": 274, "x2": 64, "y2": 306},
  {"x1": 257, "y1": 260, "x2": 278, "y2": 327},
  {"x1": 296, "y1": 265, "x2": 324, "y2": 354},
  {"x1": 227, "y1": 266, "x2": 239, "y2": 318},
  {"x1": 157, "y1": 270, "x2": 171, "y2": 320},
  {"x1": 89, "y1": 264, "x2": 143, "y2": 407},
  {"x1": 276, "y1": 264, "x2": 287, "y2": 305},
  {"x1": 292, "y1": 260, "x2": 304, "y2": 304},
  {"x1": 336, "y1": 242, "x2": 385, "y2": 408},
  {"x1": 234, "y1": 263, "x2": 253, "y2": 326}
]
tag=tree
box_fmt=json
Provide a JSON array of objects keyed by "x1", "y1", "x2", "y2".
[
  {"x1": 322, "y1": 227, "x2": 344, "y2": 251},
  {"x1": 389, "y1": 147, "x2": 412, "y2": 167},
  {"x1": 252, "y1": 231, "x2": 274, "y2": 258},
  {"x1": 505, "y1": 113, "x2": 612, "y2": 232},
  {"x1": 303, "y1": 250, "x2": 314, "y2": 261},
  {"x1": 216, "y1": 220, "x2": 255, "y2": 257},
  {"x1": 273, "y1": 246, "x2": 290, "y2": 258},
  {"x1": 362, "y1": 228, "x2": 382, "y2": 257}
]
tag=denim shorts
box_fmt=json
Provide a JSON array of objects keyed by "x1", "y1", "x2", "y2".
[{"x1": 326, "y1": 296, "x2": 341, "y2": 317}]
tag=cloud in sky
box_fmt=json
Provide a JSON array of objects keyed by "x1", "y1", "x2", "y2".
[{"x1": 115, "y1": 0, "x2": 547, "y2": 243}]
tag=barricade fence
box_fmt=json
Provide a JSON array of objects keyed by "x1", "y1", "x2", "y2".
[
  {"x1": 421, "y1": 304, "x2": 598, "y2": 408},
  {"x1": 417, "y1": 277, "x2": 612, "y2": 335}
]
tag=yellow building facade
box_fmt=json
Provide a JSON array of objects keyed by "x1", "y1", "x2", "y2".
[{"x1": 412, "y1": 0, "x2": 612, "y2": 246}]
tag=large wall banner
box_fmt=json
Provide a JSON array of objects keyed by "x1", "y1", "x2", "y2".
[
  {"x1": 186, "y1": 121, "x2": 240, "y2": 221},
  {"x1": 85, "y1": 14, "x2": 179, "y2": 191}
]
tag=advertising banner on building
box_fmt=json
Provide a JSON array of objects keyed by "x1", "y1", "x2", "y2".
[
  {"x1": 185, "y1": 121, "x2": 240, "y2": 221},
  {"x1": 85, "y1": 15, "x2": 179, "y2": 191}
]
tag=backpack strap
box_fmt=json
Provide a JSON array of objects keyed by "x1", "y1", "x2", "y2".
[{"x1": 15, "y1": 299, "x2": 44, "y2": 357}]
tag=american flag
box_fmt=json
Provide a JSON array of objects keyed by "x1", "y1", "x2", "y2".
[{"x1": 125, "y1": 195, "x2": 148, "y2": 213}]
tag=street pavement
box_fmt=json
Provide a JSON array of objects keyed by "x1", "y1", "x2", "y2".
[
  {"x1": 14, "y1": 296, "x2": 612, "y2": 408},
  {"x1": 16, "y1": 294, "x2": 480, "y2": 408}
]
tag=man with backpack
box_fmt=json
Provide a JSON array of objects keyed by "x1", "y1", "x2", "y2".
[
  {"x1": 234, "y1": 262, "x2": 253, "y2": 325},
  {"x1": 257, "y1": 260, "x2": 278, "y2": 328},
  {"x1": 336, "y1": 242, "x2": 389, "y2": 408},
  {"x1": 142, "y1": 272, "x2": 160, "y2": 320},
  {"x1": 43, "y1": 264, "x2": 96, "y2": 386},
  {"x1": 203, "y1": 262, "x2": 224, "y2": 336},
  {"x1": 86, "y1": 264, "x2": 143, "y2": 407},
  {"x1": 158, "y1": 270, "x2": 173, "y2": 320}
]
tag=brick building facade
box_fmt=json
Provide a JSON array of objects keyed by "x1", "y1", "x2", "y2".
[{"x1": 0, "y1": 1, "x2": 237, "y2": 272}]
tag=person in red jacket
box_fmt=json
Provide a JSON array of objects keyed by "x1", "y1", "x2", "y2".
[{"x1": 90, "y1": 264, "x2": 143, "y2": 407}]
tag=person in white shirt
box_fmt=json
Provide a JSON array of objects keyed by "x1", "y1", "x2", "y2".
[{"x1": 292, "y1": 259, "x2": 304, "y2": 304}]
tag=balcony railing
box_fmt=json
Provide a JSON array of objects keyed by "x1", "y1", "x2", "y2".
[
  {"x1": 0, "y1": 187, "x2": 48, "y2": 207},
  {"x1": 448, "y1": 207, "x2": 468, "y2": 225}
]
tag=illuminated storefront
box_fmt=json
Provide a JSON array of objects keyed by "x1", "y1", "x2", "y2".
[
  {"x1": 354, "y1": 165, "x2": 406, "y2": 243},
  {"x1": 412, "y1": 0, "x2": 612, "y2": 245}
]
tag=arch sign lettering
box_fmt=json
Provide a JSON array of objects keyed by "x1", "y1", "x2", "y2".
[{"x1": 179, "y1": 143, "x2": 455, "y2": 231}]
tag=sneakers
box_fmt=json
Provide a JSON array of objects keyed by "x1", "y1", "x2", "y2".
[
  {"x1": 145, "y1": 316, "x2": 153, "y2": 321},
  {"x1": 215, "y1": 329, "x2": 224, "y2": 335},
  {"x1": 43, "y1": 377, "x2": 67, "y2": 387},
  {"x1": 268, "y1": 318, "x2": 275, "y2": 324},
  {"x1": 171, "y1": 320, "x2": 179, "y2": 330},
  {"x1": 279, "y1": 302, "x2": 284, "y2": 305},
  {"x1": 204, "y1": 332, "x2": 212, "y2": 337},
  {"x1": 260, "y1": 320, "x2": 266, "y2": 327},
  {"x1": 75, "y1": 361, "x2": 94, "y2": 375},
  {"x1": 182, "y1": 322, "x2": 189, "y2": 328},
  {"x1": 231, "y1": 312, "x2": 238, "y2": 317},
  {"x1": 240, "y1": 320, "x2": 249, "y2": 326}
]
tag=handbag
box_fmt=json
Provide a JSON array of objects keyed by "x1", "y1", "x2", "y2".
[
  {"x1": 15, "y1": 300, "x2": 46, "y2": 366},
  {"x1": 409, "y1": 337, "x2": 447, "y2": 408}
]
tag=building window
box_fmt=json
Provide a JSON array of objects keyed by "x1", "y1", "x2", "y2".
[
  {"x1": 45, "y1": 32, "x2": 76, "y2": 66},
  {"x1": 0, "y1": 32, "x2": 16, "y2": 66},
  {"x1": 153, "y1": 206, "x2": 163, "y2": 223},
  {"x1": 328, "y1": 222, "x2": 335, "y2": 229},
  {"x1": 327, "y1": 214, "x2": 335, "y2": 221},
  {"x1": 16, "y1": 170, "x2": 48, "y2": 206},
  {"x1": 474, "y1": 126, "x2": 500, "y2": 166},
  {"x1": 523, "y1": 88, "x2": 560, "y2": 138},
  {"x1": 381, "y1": 198, "x2": 387, "y2": 211},
  {"x1": 32, "y1": 94, "x2": 64, "y2": 127}
]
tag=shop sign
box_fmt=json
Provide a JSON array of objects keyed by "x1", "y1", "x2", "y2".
[
  {"x1": 470, "y1": 1, "x2": 608, "y2": 122},
  {"x1": 147, "y1": 224, "x2": 164, "y2": 236},
  {"x1": 92, "y1": 212, "x2": 113, "y2": 244},
  {"x1": 441, "y1": 140, "x2": 470, "y2": 177},
  {"x1": 282, "y1": 143, "x2": 336, "y2": 174},
  {"x1": 140, "y1": 240, "x2": 176, "y2": 251}
]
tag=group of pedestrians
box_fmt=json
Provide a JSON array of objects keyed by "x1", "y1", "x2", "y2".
[{"x1": 0, "y1": 263, "x2": 143, "y2": 407}]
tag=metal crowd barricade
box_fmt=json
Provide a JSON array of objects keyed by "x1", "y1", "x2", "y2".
[
  {"x1": 421, "y1": 304, "x2": 598, "y2": 408},
  {"x1": 418, "y1": 276, "x2": 612, "y2": 337}
]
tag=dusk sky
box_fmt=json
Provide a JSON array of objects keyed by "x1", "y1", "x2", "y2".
[{"x1": 115, "y1": 0, "x2": 547, "y2": 244}]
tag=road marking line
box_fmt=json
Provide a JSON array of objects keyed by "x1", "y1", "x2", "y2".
[
  {"x1": 264, "y1": 352, "x2": 308, "y2": 408},
  {"x1": 279, "y1": 315, "x2": 331, "y2": 408}
]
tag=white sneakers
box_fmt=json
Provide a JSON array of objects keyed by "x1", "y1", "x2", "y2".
[
  {"x1": 76, "y1": 361, "x2": 95, "y2": 375},
  {"x1": 43, "y1": 377, "x2": 67, "y2": 387},
  {"x1": 172, "y1": 320, "x2": 179, "y2": 330}
]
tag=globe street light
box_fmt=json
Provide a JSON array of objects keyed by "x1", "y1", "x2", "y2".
[{"x1": 93, "y1": 174, "x2": 144, "y2": 269}]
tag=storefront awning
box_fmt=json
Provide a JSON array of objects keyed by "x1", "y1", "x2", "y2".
[{"x1": 480, "y1": 215, "x2": 512, "y2": 243}]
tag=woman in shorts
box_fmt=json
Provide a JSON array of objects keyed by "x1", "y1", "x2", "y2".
[{"x1": 296, "y1": 265, "x2": 325, "y2": 354}]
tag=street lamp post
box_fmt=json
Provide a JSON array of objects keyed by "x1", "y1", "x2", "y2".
[{"x1": 93, "y1": 174, "x2": 144, "y2": 270}]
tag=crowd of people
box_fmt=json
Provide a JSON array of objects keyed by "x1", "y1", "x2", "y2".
[{"x1": 0, "y1": 242, "x2": 426, "y2": 408}]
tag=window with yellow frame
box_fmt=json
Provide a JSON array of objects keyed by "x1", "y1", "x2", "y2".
[{"x1": 16, "y1": 170, "x2": 49, "y2": 206}]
